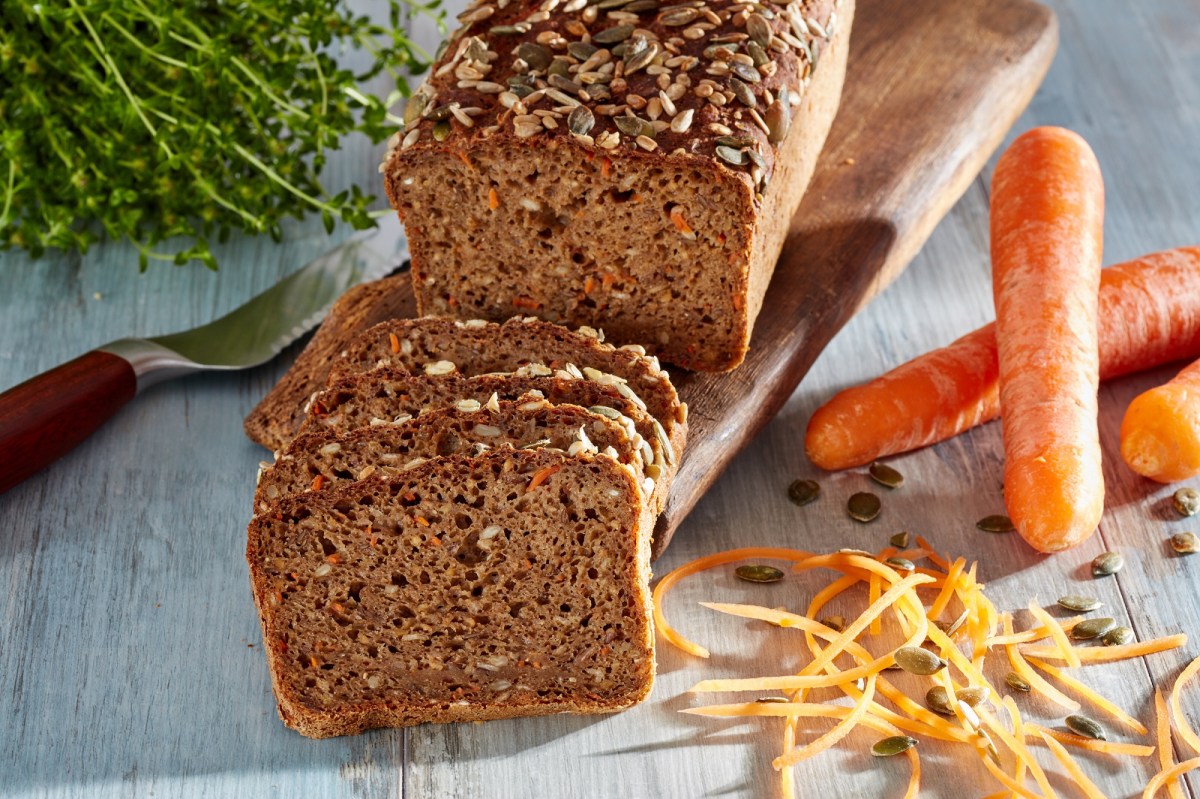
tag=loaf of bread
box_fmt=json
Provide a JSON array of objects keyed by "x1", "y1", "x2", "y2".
[
  {"x1": 245, "y1": 274, "x2": 416, "y2": 451},
  {"x1": 382, "y1": 0, "x2": 853, "y2": 370},
  {"x1": 255, "y1": 397, "x2": 654, "y2": 518},
  {"x1": 246, "y1": 448, "x2": 653, "y2": 737},
  {"x1": 298, "y1": 367, "x2": 674, "y2": 518}
]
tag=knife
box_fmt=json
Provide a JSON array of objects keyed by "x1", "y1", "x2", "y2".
[{"x1": 0, "y1": 215, "x2": 408, "y2": 495}]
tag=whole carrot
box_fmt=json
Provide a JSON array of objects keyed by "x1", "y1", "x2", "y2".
[
  {"x1": 991, "y1": 126, "x2": 1104, "y2": 552},
  {"x1": 804, "y1": 246, "x2": 1200, "y2": 471},
  {"x1": 1121, "y1": 359, "x2": 1200, "y2": 482}
]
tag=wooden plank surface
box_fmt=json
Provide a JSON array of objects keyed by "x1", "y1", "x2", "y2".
[{"x1": 3, "y1": 1, "x2": 1200, "y2": 798}]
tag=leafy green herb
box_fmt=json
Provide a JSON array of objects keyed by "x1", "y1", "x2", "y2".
[{"x1": 0, "y1": 0, "x2": 440, "y2": 270}]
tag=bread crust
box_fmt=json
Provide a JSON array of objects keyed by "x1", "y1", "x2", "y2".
[
  {"x1": 247, "y1": 448, "x2": 654, "y2": 738},
  {"x1": 384, "y1": 0, "x2": 851, "y2": 370}
]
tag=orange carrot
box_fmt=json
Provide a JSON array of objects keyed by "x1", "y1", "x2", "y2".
[
  {"x1": 805, "y1": 247, "x2": 1200, "y2": 471},
  {"x1": 991, "y1": 126, "x2": 1104, "y2": 552},
  {"x1": 1121, "y1": 358, "x2": 1200, "y2": 482}
]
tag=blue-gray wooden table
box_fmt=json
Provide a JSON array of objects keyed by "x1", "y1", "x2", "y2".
[{"x1": 3, "y1": 1, "x2": 1200, "y2": 797}]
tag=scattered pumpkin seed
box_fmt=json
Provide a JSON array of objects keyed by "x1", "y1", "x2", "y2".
[
  {"x1": 1070, "y1": 617, "x2": 1117, "y2": 640},
  {"x1": 593, "y1": 24, "x2": 635, "y2": 44},
  {"x1": 432, "y1": 120, "x2": 451, "y2": 141},
  {"x1": 885, "y1": 557, "x2": 915, "y2": 572},
  {"x1": 1065, "y1": 714, "x2": 1106, "y2": 740},
  {"x1": 926, "y1": 685, "x2": 989, "y2": 715},
  {"x1": 894, "y1": 646, "x2": 946, "y2": 676},
  {"x1": 746, "y1": 13, "x2": 773, "y2": 47},
  {"x1": 624, "y1": 41, "x2": 658, "y2": 74},
  {"x1": 1172, "y1": 531, "x2": 1200, "y2": 555},
  {"x1": 890, "y1": 531, "x2": 911, "y2": 548},
  {"x1": 933, "y1": 608, "x2": 970, "y2": 638},
  {"x1": 424, "y1": 103, "x2": 454, "y2": 122},
  {"x1": 567, "y1": 41, "x2": 598, "y2": 61},
  {"x1": 869, "y1": 462, "x2": 905, "y2": 489},
  {"x1": 614, "y1": 114, "x2": 653, "y2": 138},
  {"x1": 489, "y1": 24, "x2": 523, "y2": 35},
  {"x1": 1057, "y1": 595, "x2": 1103, "y2": 613},
  {"x1": 1102, "y1": 626, "x2": 1134, "y2": 646},
  {"x1": 1174, "y1": 487, "x2": 1200, "y2": 517},
  {"x1": 872, "y1": 736, "x2": 918, "y2": 757},
  {"x1": 624, "y1": 0, "x2": 659, "y2": 10},
  {"x1": 729, "y1": 77, "x2": 756, "y2": 107},
  {"x1": 567, "y1": 106, "x2": 595, "y2": 136},
  {"x1": 735, "y1": 564, "x2": 785, "y2": 584},
  {"x1": 818, "y1": 615, "x2": 845, "y2": 633},
  {"x1": 755, "y1": 696, "x2": 790, "y2": 704},
  {"x1": 1092, "y1": 551, "x2": 1124, "y2": 578},
  {"x1": 787, "y1": 479, "x2": 819, "y2": 507},
  {"x1": 660, "y1": 7, "x2": 699, "y2": 25},
  {"x1": 747, "y1": 41, "x2": 769, "y2": 67},
  {"x1": 716, "y1": 135, "x2": 755, "y2": 148},
  {"x1": 1005, "y1": 671, "x2": 1032, "y2": 692},
  {"x1": 517, "y1": 42, "x2": 552, "y2": 71},
  {"x1": 848, "y1": 492, "x2": 882, "y2": 523},
  {"x1": 977, "y1": 514, "x2": 1015, "y2": 533},
  {"x1": 716, "y1": 145, "x2": 748, "y2": 166},
  {"x1": 731, "y1": 61, "x2": 762, "y2": 83}
]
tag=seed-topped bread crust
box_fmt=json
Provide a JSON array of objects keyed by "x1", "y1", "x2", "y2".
[
  {"x1": 256, "y1": 398, "x2": 655, "y2": 521},
  {"x1": 298, "y1": 368, "x2": 676, "y2": 520},
  {"x1": 327, "y1": 315, "x2": 686, "y2": 462},
  {"x1": 382, "y1": 0, "x2": 852, "y2": 369},
  {"x1": 245, "y1": 274, "x2": 415, "y2": 452},
  {"x1": 247, "y1": 448, "x2": 653, "y2": 738}
]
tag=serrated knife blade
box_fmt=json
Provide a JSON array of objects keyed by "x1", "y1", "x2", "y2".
[{"x1": 0, "y1": 216, "x2": 408, "y2": 494}]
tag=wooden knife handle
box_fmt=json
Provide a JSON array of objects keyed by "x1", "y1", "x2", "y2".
[{"x1": 0, "y1": 351, "x2": 137, "y2": 495}]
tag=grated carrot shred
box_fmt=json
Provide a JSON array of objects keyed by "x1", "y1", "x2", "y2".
[
  {"x1": 652, "y1": 547, "x2": 814, "y2": 658},
  {"x1": 388, "y1": 332, "x2": 400, "y2": 353},
  {"x1": 869, "y1": 572, "x2": 882, "y2": 635},
  {"x1": 1028, "y1": 725, "x2": 1155, "y2": 757},
  {"x1": 1039, "y1": 730, "x2": 1107, "y2": 799},
  {"x1": 1001, "y1": 613, "x2": 1081, "y2": 711},
  {"x1": 1021, "y1": 635, "x2": 1187, "y2": 663},
  {"x1": 927, "y1": 559, "x2": 965, "y2": 623},
  {"x1": 986, "y1": 617, "x2": 1084, "y2": 647},
  {"x1": 1144, "y1": 757, "x2": 1200, "y2": 798},
  {"x1": 526, "y1": 464, "x2": 560, "y2": 492},
  {"x1": 1170, "y1": 654, "x2": 1200, "y2": 757},
  {"x1": 1028, "y1": 601, "x2": 1081, "y2": 669},
  {"x1": 1026, "y1": 655, "x2": 1148, "y2": 734},
  {"x1": 1154, "y1": 689, "x2": 1186, "y2": 799},
  {"x1": 979, "y1": 705, "x2": 1059, "y2": 799},
  {"x1": 773, "y1": 675, "x2": 877, "y2": 769}
]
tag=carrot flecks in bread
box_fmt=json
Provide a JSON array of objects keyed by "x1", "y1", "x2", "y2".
[
  {"x1": 246, "y1": 448, "x2": 653, "y2": 738},
  {"x1": 384, "y1": 0, "x2": 854, "y2": 370}
]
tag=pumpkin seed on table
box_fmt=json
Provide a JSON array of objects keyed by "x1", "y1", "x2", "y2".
[
  {"x1": 1174, "y1": 487, "x2": 1200, "y2": 517},
  {"x1": 818, "y1": 615, "x2": 845, "y2": 632},
  {"x1": 872, "y1": 735, "x2": 918, "y2": 757},
  {"x1": 977, "y1": 514, "x2": 1015, "y2": 533},
  {"x1": 1102, "y1": 625, "x2": 1134, "y2": 646},
  {"x1": 848, "y1": 492, "x2": 882, "y2": 523},
  {"x1": 894, "y1": 646, "x2": 946, "y2": 675},
  {"x1": 889, "y1": 531, "x2": 910, "y2": 548},
  {"x1": 1005, "y1": 671, "x2": 1032, "y2": 692},
  {"x1": 926, "y1": 685, "x2": 989, "y2": 716},
  {"x1": 885, "y1": 557, "x2": 915, "y2": 572},
  {"x1": 1057, "y1": 595, "x2": 1103, "y2": 613},
  {"x1": 787, "y1": 478, "x2": 820, "y2": 507},
  {"x1": 869, "y1": 462, "x2": 904, "y2": 489},
  {"x1": 1070, "y1": 617, "x2": 1117, "y2": 640},
  {"x1": 755, "y1": 696, "x2": 790, "y2": 704},
  {"x1": 1172, "y1": 532, "x2": 1200, "y2": 554},
  {"x1": 1065, "y1": 714, "x2": 1106, "y2": 740},
  {"x1": 735, "y1": 564, "x2": 785, "y2": 584},
  {"x1": 1092, "y1": 551, "x2": 1124, "y2": 577}
]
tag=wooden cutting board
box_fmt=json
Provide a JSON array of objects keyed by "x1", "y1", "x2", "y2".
[
  {"x1": 654, "y1": 0, "x2": 1057, "y2": 555},
  {"x1": 328, "y1": 0, "x2": 1057, "y2": 556}
]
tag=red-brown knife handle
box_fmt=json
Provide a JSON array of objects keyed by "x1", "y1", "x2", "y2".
[{"x1": 0, "y1": 350, "x2": 137, "y2": 495}]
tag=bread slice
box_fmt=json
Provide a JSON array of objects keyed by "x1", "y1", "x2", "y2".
[
  {"x1": 246, "y1": 448, "x2": 654, "y2": 738},
  {"x1": 326, "y1": 316, "x2": 686, "y2": 464},
  {"x1": 245, "y1": 274, "x2": 416, "y2": 451},
  {"x1": 382, "y1": 0, "x2": 853, "y2": 370},
  {"x1": 255, "y1": 398, "x2": 653, "y2": 516},
  {"x1": 297, "y1": 367, "x2": 675, "y2": 517}
]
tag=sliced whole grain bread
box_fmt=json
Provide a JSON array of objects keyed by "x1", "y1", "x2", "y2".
[
  {"x1": 245, "y1": 274, "x2": 417, "y2": 451},
  {"x1": 255, "y1": 398, "x2": 654, "y2": 520},
  {"x1": 246, "y1": 447, "x2": 653, "y2": 738},
  {"x1": 297, "y1": 368, "x2": 675, "y2": 518},
  {"x1": 326, "y1": 316, "x2": 686, "y2": 462}
]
